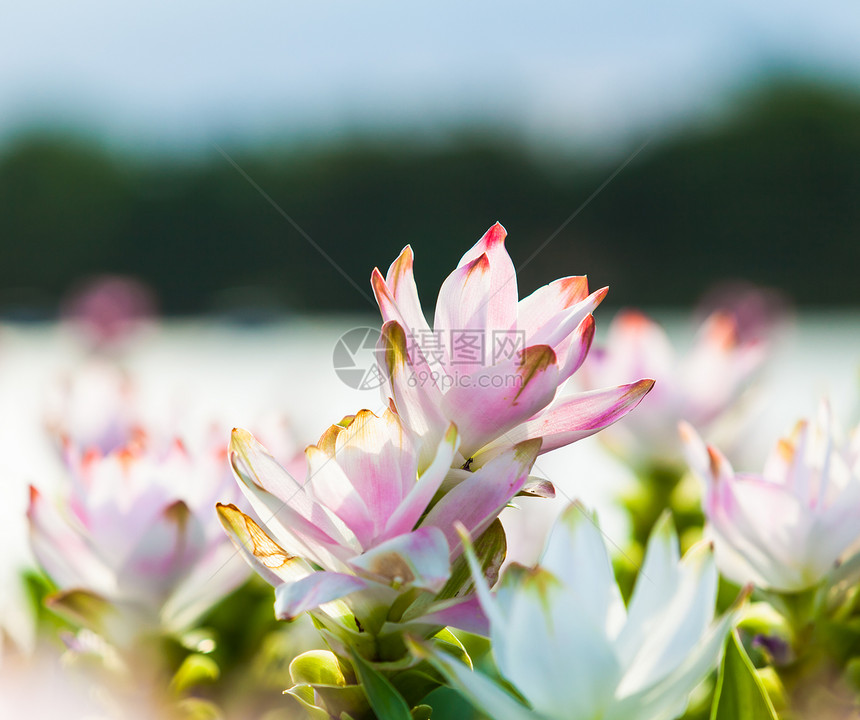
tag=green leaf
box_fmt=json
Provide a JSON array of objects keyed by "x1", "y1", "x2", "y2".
[
  {"x1": 432, "y1": 627, "x2": 472, "y2": 669},
  {"x1": 350, "y1": 649, "x2": 412, "y2": 720},
  {"x1": 290, "y1": 650, "x2": 350, "y2": 687},
  {"x1": 711, "y1": 630, "x2": 779, "y2": 720},
  {"x1": 437, "y1": 519, "x2": 507, "y2": 602},
  {"x1": 174, "y1": 698, "x2": 224, "y2": 720},
  {"x1": 285, "y1": 685, "x2": 334, "y2": 720},
  {"x1": 170, "y1": 653, "x2": 220, "y2": 695},
  {"x1": 411, "y1": 705, "x2": 433, "y2": 719}
]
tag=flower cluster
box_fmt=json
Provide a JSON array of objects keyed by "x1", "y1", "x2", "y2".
[
  {"x1": 21, "y1": 221, "x2": 856, "y2": 720},
  {"x1": 29, "y1": 435, "x2": 250, "y2": 646}
]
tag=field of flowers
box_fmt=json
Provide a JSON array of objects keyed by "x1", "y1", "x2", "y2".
[{"x1": 1, "y1": 224, "x2": 859, "y2": 719}]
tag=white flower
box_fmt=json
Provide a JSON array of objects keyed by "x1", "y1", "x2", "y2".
[
  {"x1": 682, "y1": 403, "x2": 860, "y2": 593},
  {"x1": 419, "y1": 503, "x2": 736, "y2": 720}
]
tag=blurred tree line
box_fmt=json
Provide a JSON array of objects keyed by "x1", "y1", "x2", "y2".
[{"x1": 1, "y1": 80, "x2": 859, "y2": 317}]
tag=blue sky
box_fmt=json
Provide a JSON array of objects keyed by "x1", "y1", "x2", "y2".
[{"x1": 1, "y1": 0, "x2": 859, "y2": 151}]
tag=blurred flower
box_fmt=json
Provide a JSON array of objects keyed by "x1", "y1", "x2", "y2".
[
  {"x1": 62, "y1": 274, "x2": 158, "y2": 350},
  {"x1": 372, "y1": 222, "x2": 653, "y2": 469},
  {"x1": 695, "y1": 280, "x2": 791, "y2": 346},
  {"x1": 682, "y1": 403, "x2": 860, "y2": 593},
  {"x1": 44, "y1": 359, "x2": 141, "y2": 456},
  {"x1": 28, "y1": 436, "x2": 249, "y2": 646},
  {"x1": 0, "y1": 475, "x2": 35, "y2": 660},
  {"x1": 219, "y1": 408, "x2": 538, "y2": 637},
  {"x1": 579, "y1": 309, "x2": 765, "y2": 469},
  {"x1": 0, "y1": 651, "x2": 124, "y2": 719},
  {"x1": 418, "y1": 503, "x2": 736, "y2": 720}
]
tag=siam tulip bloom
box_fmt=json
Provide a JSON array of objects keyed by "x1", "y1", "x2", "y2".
[
  {"x1": 371, "y1": 222, "x2": 654, "y2": 469},
  {"x1": 28, "y1": 436, "x2": 250, "y2": 646},
  {"x1": 579, "y1": 309, "x2": 765, "y2": 469},
  {"x1": 417, "y1": 503, "x2": 738, "y2": 720},
  {"x1": 218, "y1": 408, "x2": 540, "y2": 643},
  {"x1": 682, "y1": 404, "x2": 860, "y2": 593}
]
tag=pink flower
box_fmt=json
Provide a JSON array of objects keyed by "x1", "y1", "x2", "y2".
[
  {"x1": 28, "y1": 437, "x2": 249, "y2": 645},
  {"x1": 62, "y1": 274, "x2": 157, "y2": 350},
  {"x1": 372, "y1": 222, "x2": 653, "y2": 468},
  {"x1": 580, "y1": 309, "x2": 764, "y2": 468},
  {"x1": 682, "y1": 404, "x2": 860, "y2": 592},
  {"x1": 219, "y1": 408, "x2": 539, "y2": 634}
]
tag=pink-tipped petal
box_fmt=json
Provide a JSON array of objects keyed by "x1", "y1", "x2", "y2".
[
  {"x1": 516, "y1": 275, "x2": 591, "y2": 330},
  {"x1": 554, "y1": 313, "x2": 596, "y2": 382},
  {"x1": 371, "y1": 260, "x2": 432, "y2": 361},
  {"x1": 478, "y1": 379, "x2": 656, "y2": 456},
  {"x1": 433, "y1": 253, "x2": 493, "y2": 351},
  {"x1": 383, "y1": 246, "x2": 432, "y2": 335},
  {"x1": 456, "y1": 222, "x2": 518, "y2": 332}
]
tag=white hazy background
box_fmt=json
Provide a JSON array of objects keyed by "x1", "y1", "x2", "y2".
[{"x1": 2, "y1": 314, "x2": 858, "y2": 577}]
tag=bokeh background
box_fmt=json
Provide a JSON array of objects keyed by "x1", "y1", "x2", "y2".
[{"x1": 2, "y1": 0, "x2": 860, "y2": 318}]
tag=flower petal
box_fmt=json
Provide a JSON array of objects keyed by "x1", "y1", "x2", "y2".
[
  {"x1": 608, "y1": 605, "x2": 737, "y2": 720},
  {"x1": 378, "y1": 321, "x2": 449, "y2": 469},
  {"x1": 441, "y1": 345, "x2": 560, "y2": 457},
  {"x1": 161, "y1": 539, "x2": 251, "y2": 632},
  {"x1": 433, "y1": 253, "x2": 493, "y2": 352},
  {"x1": 305, "y1": 445, "x2": 374, "y2": 549},
  {"x1": 523, "y1": 286, "x2": 607, "y2": 353},
  {"x1": 332, "y1": 409, "x2": 418, "y2": 535},
  {"x1": 216, "y1": 503, "x2": 313, "y2": 587},
  {"x1": 455, "y1": 222, "x2": 518, "y2": 332},
  {"x1": 382, "y1": 423, "x2": 459, "y2": 540},
  {"x1": 274, "y1": 572, "x2": 370, "y2": 621},
  {"x1": 477, "y1": 379, "x2": 655, "y2": 457},
  {"x1": 230, "y1": 429, "x2": 353, "y2": 568},
  {"x1": 493, "y1": 565, "x2": 621, "y2": 719},
  {"x1": 27, "y1": 486, "x2": 117, "y2": 596},
  {"x1": 516, "y1": 275, "x2": 591, "y2": 331},
  {"x1": 116, "y1": 500, "x2": 206, "y2": 603},
  {"x1": 422, "y1": 440, "x2": 541, "y2": 554},
  {"x1": 614, "y1": 512, "x2": 682, "y2": 667},
  {"x1": 539, "y1": 502, "x2": 626, "y2": 639},
  {"x1": 617, "y1": 541, "x2": 718, "y2": 696},
  {"x1": 350, "y1": 526, "x2": 450, "y2": 592},
  {"x1": 410, "y1": 639, "x2": 540, "y2": 720},
  {"x1": 372, "y1": 245, "x2": 432, "y2": 339},
  {"x1": 407, "y1": 594, "x2": 489, "y2": 636}
]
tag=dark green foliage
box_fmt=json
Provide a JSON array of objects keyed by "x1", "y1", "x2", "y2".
[{"x1": 3, "y1": 80, "x2": 859, "y2": 316}]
